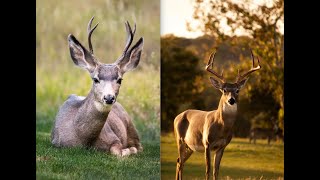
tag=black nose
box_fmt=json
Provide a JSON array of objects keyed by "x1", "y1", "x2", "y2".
[
  {"x1": 228, "y1": 98, "x2": 235, "y2": 105},
  {"x1": 103, "y1": 95, "x2": 115, "y2": 104}
]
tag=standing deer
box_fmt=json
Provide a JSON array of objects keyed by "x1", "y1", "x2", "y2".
[
  {"x1": 249, "y1": 120, "x2": 284, "y2": 144},
  {"x1": 51, "y1": 16, "x2": 144, "y2": 157},
  {"x1": 174, "y1": 50, "x2": 261, "y2": 180},
  {"x1": 249, "y1": 127, "x2": 275, "y2": 145}
]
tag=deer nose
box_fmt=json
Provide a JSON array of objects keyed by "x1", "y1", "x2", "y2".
[
  {"x1": 228, "y1": 98, "x2": 236, "y2": 105},
  {"x1": 103, "y1": 95, "x2": 115, "y2": 104}
]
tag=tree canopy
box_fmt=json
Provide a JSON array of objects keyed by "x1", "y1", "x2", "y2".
[
  {"x1": 190, "y1": 0, "x2": 284, "y2": 131},
  {"x1": 161, "y1": 0, "x2": 284, "y2": 136}
]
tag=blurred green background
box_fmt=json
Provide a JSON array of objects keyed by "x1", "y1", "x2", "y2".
[{"x1": 36, "y1": 0, "x2": 160, "y2": 179}]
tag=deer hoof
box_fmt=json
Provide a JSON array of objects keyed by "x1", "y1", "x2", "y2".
[
  {"x1": 129, "y1": 147, "x2": 138, "y2": 154},
  {"x1": 111, "y1": 150, "x2": 121, "y2": 157},
  {"x1": 121, "y1": 148, "x2": 131, "y2": 157}
]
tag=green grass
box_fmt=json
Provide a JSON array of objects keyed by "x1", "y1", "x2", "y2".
[
  {"x1": 37, "y1": 131, "x2": 160, "y2": 179},
  {"x1": 37, "y1": 0, "x2": 160, "y2": 179},
  {"x1": 161, "y1": 133, "x2": 284, "y2": 180}
]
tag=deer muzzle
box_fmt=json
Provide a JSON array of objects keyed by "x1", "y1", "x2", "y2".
[
  {"x1": 228, "y1": 98, "x2": 236, "y2": 105},
  {"x1": 103, "y1": 94, "x2": 116, "y2": 105}
]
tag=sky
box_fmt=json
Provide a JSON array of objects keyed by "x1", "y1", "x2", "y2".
[
  {"x1": 161, "y1": 0, "x2": 283, "y2": 38},
  {"x1": 161, "y1": 0, "x2": 203, "y2": 38}
]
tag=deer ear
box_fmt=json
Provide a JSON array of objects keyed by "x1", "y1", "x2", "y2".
[
  {"x1": 117, "y1": 37, "x2": 144, "y2": 73},
  {"x1": 209, "y1": 77, "x2": 223, "y2": 90},
  {"x1": 68, "y1": 34, "x2": 97, "y2": 72},
  {"x1": 237, "y1": 78, "x2": 248, "y2": 89}
]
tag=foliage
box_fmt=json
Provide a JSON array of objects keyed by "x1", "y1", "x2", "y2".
[
  {"x1": 190, "y1": 0, "x2": 284, "y2": 131},
  {"x1": 161, "y1": 35, "x2": 203, "y2": 131},
  {"x1": 161, "y1": 133, "x2": 284, "y2": 180},
  {"x1": 160, "y1": 34, "x2": 282, "y2": 136}
]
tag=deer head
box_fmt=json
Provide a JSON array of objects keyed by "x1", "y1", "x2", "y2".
[
  {"x1": 206, "y1": 49, "x2": 261, "y2": 106},
  {"x1": 68, "y1": 16, "x2": 144, "y2": 106}
]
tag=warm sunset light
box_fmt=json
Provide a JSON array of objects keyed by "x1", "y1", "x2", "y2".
[
  {"x1": 161, "y1": 0, "x2": 283, "y2": 38},
  {"x1": 161, "y1": 0, "x2": 203, "y2": 38}
]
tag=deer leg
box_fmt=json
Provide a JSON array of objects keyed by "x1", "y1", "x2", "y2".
[
  {"x1": 176, "y1": 139, "x2": 185, "y2": 180},
  {"x1": 110, "y1": 143, "x2": 133, "y2": 157},
  {"x1": 126, "y1": 120, "x2": 143, "y2": 153},
  {"x1": 175, "y1": 137, "x2": 181, "y2": 180},
  {"x1": 205, "y1": 143, "x2": 211, "y2": 180},
  {"x1": 183, "y1": 147, "x2": 193, "y2": 162},
  {"x1": 110, "y1": 143, "x2": 123, "y2": 157},
  {"x1": 176, "y1": 138, "x2": 193, "y2": 180},
  {"x1": 176, "y1": 157, "x2": 181, "y2": 180},
  {"x1": 213, "y1": 147, "x2": 225, "y2": 180},
  {"x1": 180, "y1": 147, "x2": 193, "y2": 180},
  {"x1": 94, "y1": 128, "x2": 128, "y2": 157}
]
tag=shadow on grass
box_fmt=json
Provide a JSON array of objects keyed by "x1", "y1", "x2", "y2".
[
  {"x1": 161, "y1": 133, "x2": 283, "y2": 180},
  {"x1": 161, "y1": 161, "x2": 283, "y2": 180}
]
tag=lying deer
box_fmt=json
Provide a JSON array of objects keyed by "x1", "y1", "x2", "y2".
[
  {"x1": 174, "y1": 50, "x2": 261, "y2": 180},
  {"x1": 51, "y1": 17, "x2": 144, "y2": 157}
]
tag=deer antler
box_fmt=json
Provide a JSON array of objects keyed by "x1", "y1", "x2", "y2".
[
  {"x1": 205, "y1": 50, "x2": 225, "y2": 83},
  {"x1": 87, "y1": 16, "x2": 99, "y2": 54},
  {"x1": 236, "y1": 49, "x2": 261, "y2": 82},
  {"x1": 116, "y1": 21, "x2": 136, "y2": 61},
  {"x1": 123, "y1": 21, "x2": 136, "y2": 54}
]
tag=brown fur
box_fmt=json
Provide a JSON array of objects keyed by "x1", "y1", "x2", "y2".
[
  {"x1": 174, "y1": 82, "x2": 243, "y2": 180},
  {"x1": 174, "y1": 50, "x2": 261, "y2": 180},
  {"x1": 51, "y1": 18, "x2": 144, "y2": 157}
]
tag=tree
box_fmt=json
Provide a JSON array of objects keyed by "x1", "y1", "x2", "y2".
[
  {"x1": 189, "y1": 0, "x2": 284, "y2": 131},
  {"x1": 161, "y1": 35, "x2": 203, "y2": 132}
]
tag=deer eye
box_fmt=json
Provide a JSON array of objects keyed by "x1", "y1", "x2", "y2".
[
  {"x1": 236, "y1": 89, "x2": 239, "y2": 94},
  {"x1": 223, "y1": 89, "x2": 227, "y2": 93},
  {"x1": 93, "y1": 78, "x2": 100, "y2": 84},
  {"x1": 117, "y1": 78, "x2": 123, "y2": 84}
]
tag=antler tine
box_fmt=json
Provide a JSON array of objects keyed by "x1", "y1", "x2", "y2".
[
  {"x1": 206, "y1": 51, "x2": 215, "y2": 68},
  {"x1": 115, "y1": 21, "x2": 137, "y2": 63},
  {"x1": 122, "y1": 21, "x2": 136, "y2": 55},
  {"x1": 205, "y1": 50, "x2": 224, "y2": 82},
  {"x1": 236, "y1": 49, "x2": 261, "y2": 82},
  {"x1": 132, "y1": 22, "x2": 136, "y2": 36},
  {"x1": 87, "y1": 16, "x2": 99, "y2": 54}
]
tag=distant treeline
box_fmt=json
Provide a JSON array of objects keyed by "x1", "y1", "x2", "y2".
[{"x1": 161, "y1": 35, "x2": 283, "y2": 137}]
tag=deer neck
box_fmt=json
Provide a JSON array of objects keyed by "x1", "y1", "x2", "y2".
[
  {"x1": 216, "y1": 97, "x2": 237, "y2": 127},
  {"x1": 74, "y1": 89, "x2": 112, "y2": 145}
]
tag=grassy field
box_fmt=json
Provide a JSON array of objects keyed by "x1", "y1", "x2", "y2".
[
  {"x1": 161, "y1": 133, "x2": 284, "y2": 180},
  {"x1": 37, "y1": 131, "x2": 160, "y2": 179},
  {"x1": 36, "y1": 0, "x2": 160, "y2": 179}
]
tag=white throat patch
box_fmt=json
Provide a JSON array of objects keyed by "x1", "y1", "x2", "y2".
[
  {"x1": 94, "y1": 101, "x2": 111, "y2": 112},
  {"x1": 223, "y1": 102, "x2": 237, "y2": 114}
]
